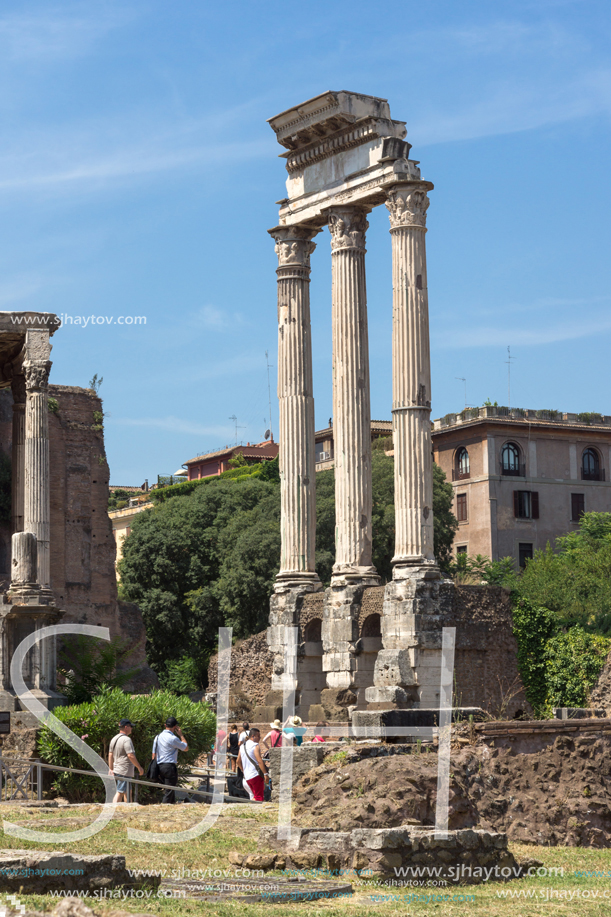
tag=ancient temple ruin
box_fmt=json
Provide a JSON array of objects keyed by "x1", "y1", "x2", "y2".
[
  {"x1": 0, "y1": 313, "x2": 151, "y2": 721},
  {"x1": 255, "y1": 90, "x2": 456, "y2": 724}
]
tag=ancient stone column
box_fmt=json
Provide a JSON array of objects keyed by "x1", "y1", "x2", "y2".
[
  {"x1": 11, "y1": 374, "x2": 26, "y2": 535},
  {"x1": 385, "y1": 182, "x2": 437, "y2": 575},
  {"x1": 269, "y1": 225, "x2": 321, "y2": 594},
  {"x1": 327, "y1": 206, "x2": 378, "y2": 586},
  {"x1": 23, "y1": 331, "x2": 53, "y2": 599}
]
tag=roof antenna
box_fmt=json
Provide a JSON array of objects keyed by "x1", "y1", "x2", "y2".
[
  {"x1": 229, "y1": 414, "x2": 245, "y2": 446},
  {"x1": 505, "y1": 346, "x2": 515, "y2": 411},
  {"x1": 456, "y1": 377, "x2": 467, "y2": 410}
]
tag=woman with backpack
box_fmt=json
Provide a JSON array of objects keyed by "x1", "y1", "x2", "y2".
[{"x1": 262, "y1": 719, "x2": 283, "y2": 751}]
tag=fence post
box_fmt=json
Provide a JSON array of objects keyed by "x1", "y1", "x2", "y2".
[{"x1": 37, "y1": 760, "x2": 42, "y2": 801}]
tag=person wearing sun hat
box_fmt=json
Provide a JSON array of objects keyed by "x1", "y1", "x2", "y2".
[
  {"x1": 283, "y1": 715, "x2": 307, "y2": 747},
  {"x1": 262, "y1": 719, "x2": 283, "y2": 750}
]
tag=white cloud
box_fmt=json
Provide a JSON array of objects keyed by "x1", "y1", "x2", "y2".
[{"x1": 434, "y1": 315, "x2": 611, "y2": 349}]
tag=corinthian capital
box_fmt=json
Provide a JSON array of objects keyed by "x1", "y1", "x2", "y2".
[
  {"x1": 385, "y1": 184, "x2": 430, "y2": 229},
  {"x1": 269, "y1": 225, "x2": 318, "y2": 269},
  {"x1": 327, "y1": 208, "x2": 369, "y2": 252},
  {"x1": 23, "y1": 360, "x2": 52, "y2": 393}
]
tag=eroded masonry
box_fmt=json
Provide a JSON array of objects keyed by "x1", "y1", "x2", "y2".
[
  {"x1": 255, "y1": 91, "x2": 526, "y2": 725},
  {"x1": 0, "y1": 314, "x2": 150, "y2": 722}
]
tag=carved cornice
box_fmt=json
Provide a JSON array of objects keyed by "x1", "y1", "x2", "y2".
[
  {"x1": 386, "y1": 184, "x2": 430, "y2": 229},
  {"x1": 23, "y1": 360, "x2": 51, "y2": 394},
  {"x1": 327, "y1": 208, "x2": 369, "y2": 252},
  {"x1": 283, "y1": 118, "x2": 405, "y2": 174}
]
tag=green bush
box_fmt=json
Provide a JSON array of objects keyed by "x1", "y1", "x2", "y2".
[
  {"x1": 159, "y1": 657, "x2": 202, "y2": 695},
  {"x1": 512, "y1": 598, "x2": 557, "y2": 715},
  {"x1": 58, "y1": 635, "x2": 140, "y2": 705},
  {"x1": 545, "y1": 627, "x2": 610, "y2": 708},
  {"x1": 37, "y1": 687, "x2": 215, "y2": 802}
]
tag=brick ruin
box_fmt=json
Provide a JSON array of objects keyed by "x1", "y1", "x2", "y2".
[{"x1": 0, "y1": 315, "x2": 151, "y2": 719}]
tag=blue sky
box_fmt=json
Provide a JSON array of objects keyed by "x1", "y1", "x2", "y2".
[{"x1": 1, "y1": 0, "x2": 610, "y2": 484}]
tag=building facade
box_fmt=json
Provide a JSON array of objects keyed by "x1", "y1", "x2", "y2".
[
  {"x1": 184, "y1": 440, "x2": 278, "y2": 481},
  {"x1": 432, "y1": 407, "x2": 611, "y2": 565},
  {"x1": 314, "y1": 420, "x2": 392, "y2": 472}
]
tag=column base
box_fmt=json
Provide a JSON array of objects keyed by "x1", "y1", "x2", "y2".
[
  {"x1": 274, "y1": 572, "x2": 323, "y2": 594},
  {"x1": 330, "y1": 565, "x2": 380, "y2": 587},
  {"x1": 391, "y1": 557, "x2": 440, "y2": 582},
  {"x1": 9, "y1": 585, "x2": 55, "y2": 606}
]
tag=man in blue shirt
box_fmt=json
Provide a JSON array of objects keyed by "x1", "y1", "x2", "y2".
[{"x1": 152, "y1": 716, "x2": 188, "y2": 804}]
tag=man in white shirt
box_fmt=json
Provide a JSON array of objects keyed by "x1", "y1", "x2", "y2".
[
  {"x1": 236, "y1": 727, "x2": 268, "y2": 802},
  {"x1": 152, "y1": 716, "x2": 188, "y2": 804}
]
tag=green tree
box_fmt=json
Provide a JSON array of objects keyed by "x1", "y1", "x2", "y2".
[
  {"x1": 433, "y1": 463, "x2": 458, "y2": 571},
  {"x1": 514, "y1": 512, "x2": 611, "y2": 633}
]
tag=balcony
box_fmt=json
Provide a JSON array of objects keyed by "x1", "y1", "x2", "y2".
[
  {"x1": 452, "y1": 469, "x2": 470, "y2": 481},
  {"x1": 500, "y1": 463, "x2": 526, "y2": 477},
  {"x1": 582, "y1": 468, "x2": 605, "y2": 481}
]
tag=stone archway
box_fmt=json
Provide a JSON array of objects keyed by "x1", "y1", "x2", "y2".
[
  {"x1": 354, "y1": 613, "x2": 383, "y2": 708},
  {"x1": 299, "y1": 618, "x2": 326, "y2": 720}
]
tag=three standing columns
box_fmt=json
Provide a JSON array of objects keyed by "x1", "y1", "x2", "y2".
[
  {"x1": 270, "y1": 226, "x2": 321, "y2": 593},
  {"x1": 327, "y1": 206, "x2": 379, "y2": 586},
  {"x1": 386, "y1": 182, "x2": 437, "y2": 576}
]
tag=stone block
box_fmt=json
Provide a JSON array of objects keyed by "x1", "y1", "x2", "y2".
[
  {"x1": 373, "y1": 649, "x2": 417, "y2": 687},
  {"x1": 0, "y1": 851, "x2": 158, "y2": 893}
]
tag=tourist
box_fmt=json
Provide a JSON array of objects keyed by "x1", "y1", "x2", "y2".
[
  {"x1": 238, "y1": 721, "x2": 250, "y2": 747},
  {"x1": 215, "y1": 725, "x2": 228, "y2": 767},
  {"x1": 262, "y1": 719, "x2": 283, "y2": 750},
  {"x1": 236, "y1": 727, "x2": 268, "y2": 802},
  {"x1": 108, "y1": 719, "x2": 144, "y2": 804},
  {"x1": 311, "y1": 721, "x2": 328, "y2": 743},
  {"x1": 151, "y1": 716, "x2": 188, "y2": 804},
  {"x1": 283, "y1": 715, "x2": 307, "y2": 746},
  {"x1": 227, "y1": 724, "x2": 239, "y2": 772}
]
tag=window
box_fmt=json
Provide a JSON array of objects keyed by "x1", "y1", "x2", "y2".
[
  {"x1": 513, "y1": 490, "x2": 539, "y2": 519},
  {"x1": 456, "y1": 493, "x2": 468, "y2": 522},
  {"x1": 456, "y1": 545, "x2": 467, "y2": 554},
  {"x1": 571, "y1": 493, "x2": 585, "y2": 522},
  {"x1": 582, "y1": 448, "x2": 603, "y2": 481},
  {"x1": 501, "y1": 442, "x2": 523, "y2": 476},
  {"x1": 519, "y1": 543, "x2": 533, "y2": 568},
  {"x1": 454, "y1": 447, "x2": 470, "y2": 481}
]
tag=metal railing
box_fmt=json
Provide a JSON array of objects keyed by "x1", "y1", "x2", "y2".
[
  {"x1": 500, "y1": 463, "x2": 526, "y2": 477},
  {"x1": 0, "y1": 755, "x2": 251, "y2": 804},
  {"x1": 582, "y1": 468, "x2": 605, "y2": 481}
]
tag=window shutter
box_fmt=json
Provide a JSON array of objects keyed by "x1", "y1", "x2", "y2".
[
  {"x1": 513, "y1": 491, "x2": 519, "y2": 517},
  {"x1": 532, "y1": 492, "x2": 539, "y2": 519}
]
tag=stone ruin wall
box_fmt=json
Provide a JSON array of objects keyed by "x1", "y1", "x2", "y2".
[
  {"x1": 0, "y1": 383, "x2": 151, "y2": 688},
  {"x1": 208, "y1": 584, "x2": 532, "y2": 719}
]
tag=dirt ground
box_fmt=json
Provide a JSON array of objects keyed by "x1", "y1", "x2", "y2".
[{"x1": 293, "y1": 733, "x2": 611, "y2": 847}]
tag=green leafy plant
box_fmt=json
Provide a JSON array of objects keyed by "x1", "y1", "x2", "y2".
[
  {"x1": 92, "y1": 410, "x2": 104, "y2": 431},
  {"x1": 89, "y1": 374, "x2": 103, "y2": 393},
  {"x1": 57, "y1": 635, "x2": 141, "y2": 705},
  {"x1": 48, "y1": 397, "x2": 59, "y2": 414},
  {"x1": 511, "y1": 599, "x2": 556, "y2": 715},
  {"x1": 159, "y1": 657, "x2": 203, "y2": 695},
  {"x1": 577, "y1": 412, "x2": 604, "y2": 425},
  {"x1": 544, "y1": 626, "x2": 610, "y2": 708},
  {"x1": 37, "y1": 688, "x2": 215, "y2": 801}
]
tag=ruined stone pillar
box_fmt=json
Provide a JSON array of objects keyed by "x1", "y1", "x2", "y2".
[
  {"x1": 327, "y1": 206, "x2": 378, "y2": 586},
  {"x1": 11, "y1": 374, "x2": 26, "y2": 535},
  {"x1": 269, "y1": 225, "x2": 321, "y2": 594},
  {"x1": 386, "y1": 181, "x2": 436, "y2": 575},
  {"x1": 262, "y1": 226, "x2": 322, "y2": 708},
  {"x1": 23, "y1": 330, "x2": 53, "y2": 600}
]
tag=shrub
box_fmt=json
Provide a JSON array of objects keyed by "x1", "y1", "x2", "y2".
[
  {"x1": 512, "y1": 598, "x2": 557, "y2": 715},
  {"x1": 37, "y1": 687, "x2": 215, "y2": 802},
  {"x1": 57, "y1": 635, "x2": 140, "y2": 705},
  {"x1": 159, "y1": 657, "x2": 202, "y2": 695},
  {"x1": 545, "y1": 627, "x2": 610, "y2": 708}
]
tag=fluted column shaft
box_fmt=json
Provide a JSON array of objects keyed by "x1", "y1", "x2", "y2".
[
  {"x1": 386, "y1": 182, "x2": 437, "y2": 573},
  {"x1": 270, "y1": 225, "x2": 321, "y2": 592},
  {"x1": 11, "y1": 373, "x2": 26, "y2": 534},
  {"x1": 23, "y1": 330, "x2": 53, "y2": 595},
  {"x1": 328, "y1": 207, "x2": 378, "y2": 586}
]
